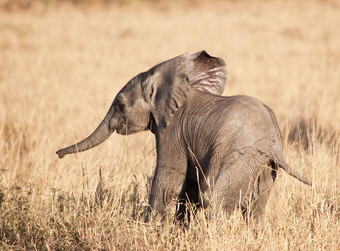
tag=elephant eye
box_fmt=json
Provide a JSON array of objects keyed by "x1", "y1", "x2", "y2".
[{"x1": 117, "y1": 102, "x2": 125, "y2": 111}]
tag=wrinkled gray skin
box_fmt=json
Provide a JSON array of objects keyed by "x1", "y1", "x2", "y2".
[{"x1": 57, "y1": 51, "x2": 312, "y2": 222}]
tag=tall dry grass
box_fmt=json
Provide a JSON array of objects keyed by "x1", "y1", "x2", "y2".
[{"x1": 0, "y1": 1, "x2": 339, "y2": 249}]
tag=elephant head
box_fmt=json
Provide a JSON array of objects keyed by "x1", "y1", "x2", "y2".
[{"x1": 56, "y1": 51, "x2": 226, "y2": 158}]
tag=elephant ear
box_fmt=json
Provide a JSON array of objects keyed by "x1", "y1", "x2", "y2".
[
  {"x1": 142, "y1": 51, "x2": 226, "y2": 133},
  {"x1": 142, "y1": 54, "x2": 192, "y2": 132},
  {"x1": 189, "y1": 50, "x2": 227, "y2": 95}
]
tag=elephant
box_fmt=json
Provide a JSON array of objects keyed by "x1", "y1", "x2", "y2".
[{"x1": 57, "y1": 51, "x2": 312, "y2": 222}]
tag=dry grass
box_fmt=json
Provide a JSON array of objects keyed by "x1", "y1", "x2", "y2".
[{"x1": 0, "y1": 0, "x2": 339, "y2": 249}]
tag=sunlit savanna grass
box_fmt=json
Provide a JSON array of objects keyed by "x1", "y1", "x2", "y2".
[{"x1": 0, "y1": 1, "x2": 339, "y2": 249}]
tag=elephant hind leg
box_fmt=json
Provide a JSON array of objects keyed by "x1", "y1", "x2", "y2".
[
  {"x1": 176, "y1": 179, "x2": 201, "y2": 222},
  {"x1": 242, "y1": 161, "x2": 277, "y2": 223}
]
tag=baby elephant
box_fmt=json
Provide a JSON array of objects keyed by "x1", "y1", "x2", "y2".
[{"x1": 57, "y1": 51, "x2": 312, "y2": 222}]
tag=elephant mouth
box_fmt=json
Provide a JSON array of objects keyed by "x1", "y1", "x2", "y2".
[
  {"x1": 115, "y1": 127, "x2": 127, "y2": 135},
  {"x1": 115, "y1": 123, "x2": 149, "y2": 135}
]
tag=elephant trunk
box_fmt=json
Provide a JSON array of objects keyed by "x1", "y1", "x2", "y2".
[{"x1": 56, "y1": 106, "x2": 115, "y2": 159}]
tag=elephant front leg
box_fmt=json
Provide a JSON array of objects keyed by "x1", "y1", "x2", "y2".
[
  {"x1": 147, "y1": 164, "x2": 187, "y2": 219},
  {"x1": 145, "y1": 131, "x2": 188, "y2": 221}
]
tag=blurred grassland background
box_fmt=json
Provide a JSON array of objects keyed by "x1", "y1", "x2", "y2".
[{"x1": 0, "y1": 0, "x2": 339, "y2": 249}]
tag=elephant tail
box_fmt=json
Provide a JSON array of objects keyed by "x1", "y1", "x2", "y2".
[{"x1": 274, "y1": 158, "x2": 313, "y2": 186}]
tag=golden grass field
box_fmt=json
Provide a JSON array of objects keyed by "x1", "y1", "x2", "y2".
[{"x1": 0, "y1": 0, "x2": 339, "y2": 249}]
